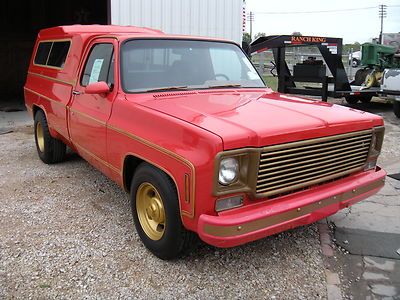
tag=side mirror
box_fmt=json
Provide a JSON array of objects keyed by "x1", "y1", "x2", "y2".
[{"x1": 85, "y1": 81, "x2": 110, "y2": 95}]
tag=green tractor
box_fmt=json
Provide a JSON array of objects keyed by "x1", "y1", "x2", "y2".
[{"x1": 346, "y1": 43, "x2": 400, "y2": 104}]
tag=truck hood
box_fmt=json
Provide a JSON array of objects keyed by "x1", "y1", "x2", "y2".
[{"x1": 128, "y1": 89, "x2": 383, "y2": 149}]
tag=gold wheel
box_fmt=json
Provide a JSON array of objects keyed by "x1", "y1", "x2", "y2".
[
  {"x1": 36, "y1": 121, "x2": 45, "y2": 153},
  {"x1": 136, "y1": 182, "x2": 166, "y2": 241}
]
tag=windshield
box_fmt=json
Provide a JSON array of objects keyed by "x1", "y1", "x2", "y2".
[{"x1": 121, "y1": 39, "x2": 265, "y2": 92}]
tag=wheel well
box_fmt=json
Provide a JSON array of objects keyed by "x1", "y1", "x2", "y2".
[
  {"x1": 32, "y1": 105, "x2": 42, "y2": 118},
  {"x1": 123, "y1": 155, "x2": 179, "y2": 195},
  {"x1": 123, "y1": 155, "x2": 144, "y2": 192}
]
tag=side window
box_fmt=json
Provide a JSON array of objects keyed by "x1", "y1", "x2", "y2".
[
  {"x1": 34, "y1": 42, "x2": 52, "y2": 65},
  {"x1": 81, "y1": 43, "x2": 114, "y2": 87},
  {"x1": 34, "y1": 41, "x2": 70, "y2": 68},
  {"x1": 47, "y1": 41, "x2": 70, "y2": 68}
]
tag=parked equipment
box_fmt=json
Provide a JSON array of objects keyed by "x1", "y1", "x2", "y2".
[
  {"x1": 249, "y1": 35, "x2": 379, "y2": 102},
  {"x1": 353, "y1": 43, "x2": 400, "y2": 94}
]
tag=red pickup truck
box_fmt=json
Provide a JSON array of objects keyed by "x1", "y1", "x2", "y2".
[{"x1": 24, "y1": 25, "x2": 386, "y2": 260}]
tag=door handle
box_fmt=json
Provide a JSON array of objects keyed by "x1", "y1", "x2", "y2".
[{"x1": 72, "y1": 90, "x2": 81, "y2": 95}]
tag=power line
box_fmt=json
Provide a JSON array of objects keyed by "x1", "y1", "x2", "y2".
[{"x1": 254, "y1": 5, "x2": 400, "y2": 15}]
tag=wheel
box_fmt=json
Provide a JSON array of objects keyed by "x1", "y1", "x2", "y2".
[
  {"x1": 351, "y1": 59, "x2": 359, "y2": 68},
  {"x1": 345, "y1": 95, "x2": 359, "y2": 104},
  {"x1": 394, "y1": 101, "x2": 400, "y2": 118},
  {"x1": 34, "y1": 110, "x2": 66, "y2": 164},
  {"x1": 360, "y1": 95, "x2": 373, "y2": 104},
  {"x1": 354, "y1": 69, "x2": 370, "y2": 86},
  {"x1": 130, "y1": 163, "x2": 194, "y2": 260}
]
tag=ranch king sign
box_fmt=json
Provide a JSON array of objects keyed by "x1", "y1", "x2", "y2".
[{"x1": 291, "y1": 36, "x2": 327, "y2": 44}]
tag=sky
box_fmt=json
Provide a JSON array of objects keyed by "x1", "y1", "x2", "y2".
[{"x1": 245, "y1": 0, "x2": 400, "y2": 44}]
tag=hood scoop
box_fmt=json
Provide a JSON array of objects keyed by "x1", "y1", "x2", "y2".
[{"x1": 153, "y1": 91, "x2": 197, "y2": 98}]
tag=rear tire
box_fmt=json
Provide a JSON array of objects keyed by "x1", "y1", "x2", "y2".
[
  {"x1": 394, "y1": 101, "x2": 400, "y2": 118},
  {"x1": 130, "y1": 163, "x2": 194, "y2": 260},
  {"x1": 34, "y1": 110, "x2": 66, "y2": 164}
]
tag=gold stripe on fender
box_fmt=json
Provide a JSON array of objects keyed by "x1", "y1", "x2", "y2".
[
  {"x1": 204, "y1": 178, "x2": 385, "y2": 237},
  {"x1": 72, "y1": 140, "x2": 121, "y2": 175},
  {"x1": 107, "y1": 124, "x2": 196, "y2": 218}
]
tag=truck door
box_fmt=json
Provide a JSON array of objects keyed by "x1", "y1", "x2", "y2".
[{"x1": 69, "y1": 38, "x2": 117, "y2": 174}]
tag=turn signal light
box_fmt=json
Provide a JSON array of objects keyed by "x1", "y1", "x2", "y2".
[{"x1": 215, "y1": 195, "x2": 243, "y2": 212}]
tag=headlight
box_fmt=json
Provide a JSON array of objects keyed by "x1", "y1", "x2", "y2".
[
  {"x1": 214, "y1": 150, "x2": 259, "y2": 197},
  {"x1": 218, "y1": 157, "x2": 239, "y2": 185}
]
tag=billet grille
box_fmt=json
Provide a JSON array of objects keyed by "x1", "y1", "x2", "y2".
[{"x1": 256, "y1": 130, "x2": 372, "y2": 197}]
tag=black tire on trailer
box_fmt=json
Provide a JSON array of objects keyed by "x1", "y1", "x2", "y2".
[
  {"x1": 345, "y1": 95, "x2": 359, "y2": 104},
  {"x1": 354, "y1": 69, "x2": 369, "y2": 86},
  {"x1": 352, "y1": 59, "x2": 359, "y2": 68},
  {"x1": 34, "y1": 110, "x2": 66, "y2": 164},
  {"x1": 360, "y1": 95, "x2": 373, "y2": 104},
  {"x1": 130, "y1": 163, "x2": 195, "y2": 260},
  {"x1": 393, "y1": 101, "x2": 400, "y2": 118}
]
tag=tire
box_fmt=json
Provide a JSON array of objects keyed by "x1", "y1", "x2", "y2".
[
  {"x1": 34, "y1": 110, "x2": 66, "y2": 164},
  {"x1": 360, "y1": 95, "x2": 373, "y2": 104},
  {"x1": 394, "y1": 101, "x2": 400, "y2": 118},
  {"x1": 345, "y1": 95, "x2": 359, "y2": 104},
  {"x1": 354, "y1": 69, "x2": 369, "y2": 86},
  {"x1": 351, "y1": 59, "x2": 359, "y2": 68},
  {"x1": 130, "y1": 163, "x2": 194, "y2": 260}
]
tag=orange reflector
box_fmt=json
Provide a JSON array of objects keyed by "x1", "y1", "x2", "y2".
[{"x1": 184, "y1": 174, "x2": 190, "y2": 203}]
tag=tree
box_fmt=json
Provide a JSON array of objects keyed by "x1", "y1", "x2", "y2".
[
  {"x1": 242, "y1": 32, "x2": 251, "y2": 44},
  {"x1": 292, "y1": 31, "x2": 302, "y2": 36},
  {"x1": 254, "y1": 32, "x2": 266, "y2": 40},
  {"x1": 343, "y1": 42, "x2": 361, "y2": 54}
]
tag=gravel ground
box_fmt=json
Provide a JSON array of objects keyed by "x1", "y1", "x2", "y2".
[{"x1": 0, "y1": 123, "x2": 327, "y2": 299}]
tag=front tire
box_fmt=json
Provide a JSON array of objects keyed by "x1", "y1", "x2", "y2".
[
  {"x1": 394, "y1": 101, "x2": 400, "y2": 118},
  {"x1": 130, "y1": 163, "x2": 194, "y2": 260},
  {"x1": 34, "y1": 110, "x2": 66, "y2": 164}
]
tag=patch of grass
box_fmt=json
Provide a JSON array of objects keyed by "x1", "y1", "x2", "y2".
[
  {"x1": 262, "y1": 75, "x2": 278, "y2": 91},
  {"x1": 39, "y1": 283, "x2": 51, "y2": 289}
]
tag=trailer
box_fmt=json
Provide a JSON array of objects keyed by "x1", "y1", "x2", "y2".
[{"x1": 249, "y1": 35, "x2": 379, "y2": 102}]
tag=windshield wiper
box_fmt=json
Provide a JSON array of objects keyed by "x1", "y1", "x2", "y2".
[
  {"x1": 144, "y1": 86, "x2": 188, "y2": 92},
  {"x1": 207, "y1": 84, "x2": 242, "y2": 89}
]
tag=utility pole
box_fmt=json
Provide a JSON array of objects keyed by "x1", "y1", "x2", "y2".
[
  {"x1": 247, "y1": 11, "x2": 254, "y2": 41},
  {"x1": 379, "y1": 4, "x2": 387, "y2": 44}
]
